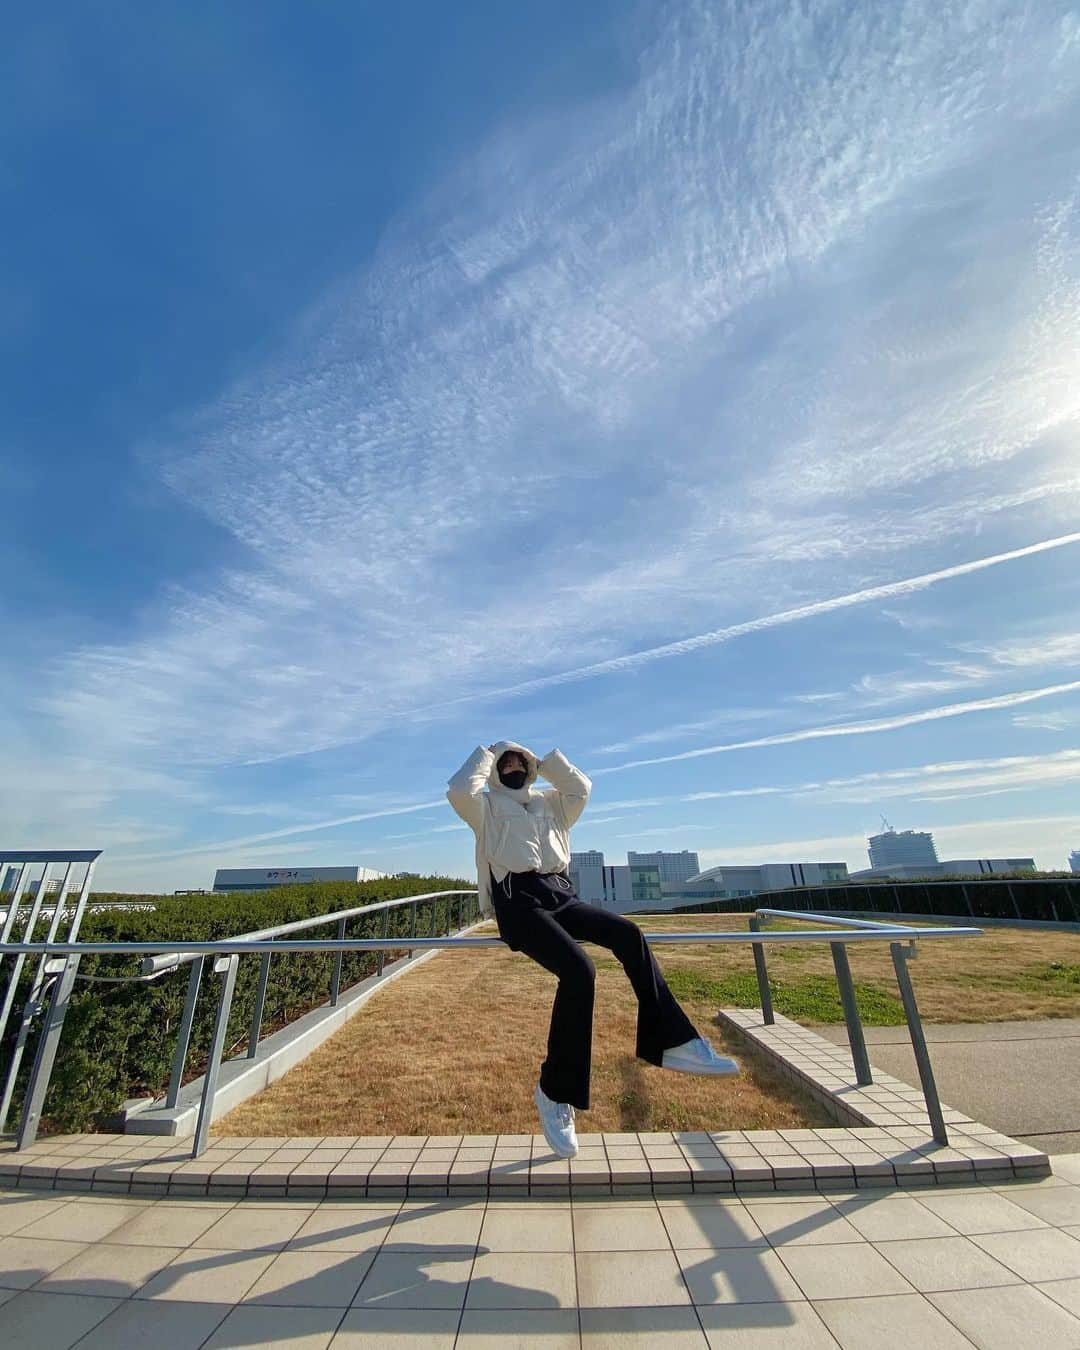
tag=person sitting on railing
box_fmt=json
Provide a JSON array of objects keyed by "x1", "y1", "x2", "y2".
[{"x1": 447, "y1": 740, "x2": 739, "y2": 1159}]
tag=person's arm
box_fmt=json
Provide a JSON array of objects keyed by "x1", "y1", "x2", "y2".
[
  {"x1": 538, "y1": 749, "x2": 591, "y2": 827},
  {"x1": 446, "y1": 745, "x2": 494, "y2": 831}
]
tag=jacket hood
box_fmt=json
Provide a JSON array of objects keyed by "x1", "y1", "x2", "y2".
[{"x1": 488, "y1": 740, "x2": 540, "y2": 798}]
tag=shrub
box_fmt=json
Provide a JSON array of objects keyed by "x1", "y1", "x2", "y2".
[{"x1": 1, "y1": 875, "x2": 475, "y2": 1133}]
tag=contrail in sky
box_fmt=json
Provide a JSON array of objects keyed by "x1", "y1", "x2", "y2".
[
  {"x1": 438, "y1": 531, "x2": 1080, "y2": 706},
  {"x1": 595, "y1": 680, "x2": 1080, "y2": 774}
]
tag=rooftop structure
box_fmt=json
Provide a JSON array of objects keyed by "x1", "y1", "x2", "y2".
[
  {"x1": 850, "y1": 858, "x2": 1037, "y2": 882},
  {"x1": 627, "y1": 850, "x2": 701, "y2": 883},
  {"x1": 212, "y1": 865, "x2": 387, "y2": 893}
]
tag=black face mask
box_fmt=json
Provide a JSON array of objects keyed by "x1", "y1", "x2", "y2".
[{"x1": 498, "y1": 768, "x2": 528, "y2": 790}]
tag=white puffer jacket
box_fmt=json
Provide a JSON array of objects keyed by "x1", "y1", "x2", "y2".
[{"x1": 446, "y1": 741, "x2": 592, "y2": 918}]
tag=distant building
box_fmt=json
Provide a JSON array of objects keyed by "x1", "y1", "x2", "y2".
[
  {"x1": 868, "y1": 829, "x2": 937, "y2": 870},
  {"x1": 849, "y1": 858, "x2": 1036, "y2": 881},
  {"x1": 685, "y1": 861, "x2": 850, "y2": 899},
  {"x1": 212, "y1": 865, "x2": 387, "y2": 894},
  {"x1": 1070, "y1": 850, "x2": 1080, "y2": 875},
  {"x1": 627, "y1": 851, "x2": 701, "y2": 883}
]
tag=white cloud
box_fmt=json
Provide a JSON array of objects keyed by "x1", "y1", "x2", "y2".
[{"x1": 596, "y1": 680, "x2": 1080, "y2": 774}]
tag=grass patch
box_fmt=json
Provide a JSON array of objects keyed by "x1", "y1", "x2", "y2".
[{"x1": 664, "y1": 966, "x2": 907, "y2": 1026}]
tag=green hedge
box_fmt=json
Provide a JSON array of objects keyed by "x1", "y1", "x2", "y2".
[{"x1": 1, "y1": 875, "x2": 475, "y2": 1134}]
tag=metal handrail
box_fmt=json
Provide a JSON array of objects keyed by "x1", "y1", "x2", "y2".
[
  {"x1": 0, "y1": 903, "x2": 980, "y2": 1158},
  {"x1": 750, "y1": 906, "x2": 976, "y2": 1146},
  {"x1": 142, "y1": 888, "x2": 478, "y2": 975}
]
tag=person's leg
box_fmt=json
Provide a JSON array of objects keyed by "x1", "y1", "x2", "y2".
[
  {"x1": 493, "y1": 895, "x2": 597, "y2": 1110},
  {"x1": 554, "y1": 901, "x2": 697, "y2": 1066}
]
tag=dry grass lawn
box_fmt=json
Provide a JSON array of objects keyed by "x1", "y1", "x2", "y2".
[{"x1": 214, "y1": 912, "x2": 1080, "y2": 1139}]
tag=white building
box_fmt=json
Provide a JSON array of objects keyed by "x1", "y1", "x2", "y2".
[
  {"x1": 627, "y1": 851, "x2": 701, "y2": 884},
  {"x1": 849, "y1": 858, "x2": 1036, "y2": 882},
  {"x1": 682, "y1": 861, "x2": 850, "y2": 900},
  {"x1": 212, "y1": 865, "x2": 387, "y2": 894},
  {"x1": 868, "y1": 829, "x2": 937, "y2": 870}
]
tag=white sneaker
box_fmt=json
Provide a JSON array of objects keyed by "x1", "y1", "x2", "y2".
[
  {"x1": 534, "y1": 1083, "x2": 578, "y2": 1158},
  {"x1": 662, "y1": 1036, "x2": 740, "y2": 1076}
]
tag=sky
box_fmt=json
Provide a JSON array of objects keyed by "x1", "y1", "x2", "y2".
[{"x1": 3, "y1": 1, "x2": 1080, "y2": 894}]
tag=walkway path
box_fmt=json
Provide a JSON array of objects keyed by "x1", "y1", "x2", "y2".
[
  {"x1": 818, "y1": 1020, "x2": 1080, "y2": 1155},
  {"x1": 2, "y1": 1157, "x2": 1080, "y2": 1347}
]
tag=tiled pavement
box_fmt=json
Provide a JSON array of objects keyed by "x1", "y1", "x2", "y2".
[{"x1": 2, "y1": 1155, "x2": 1080, "y2": 1347}]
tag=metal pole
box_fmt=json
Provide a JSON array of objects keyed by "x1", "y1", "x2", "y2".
[
  {"x1": 0, "y1": 863, "x2": 30, "y2": 943},
  {"x1": 0, "y1": 864, "x2": 75, "y2": 1133},
  {"x1": 248, "y1": 951, "x2": 271, "y2": 1057},
  {"x1": 830, "y1": 942, "x2": 872, "y2": 1085},
  {"x1": 377, "y1": 906, "x2": 388, "y2": 976},
  {"x1": 330, "y1": 918, "x2": 346, "y2": 1005},
  {"x1": 16, "y1": 955, "x2": 82, "y2": 1149},
  {"x1": 748, "y1": 916, "x2": 774, "y2": 1025},
  {"x1": 890, "y1": 941, "x2": 948, "y2": 1146},
  {"x1": 0, "y1": 864, "x2": 52, "y2": 1062},
  {"x1": 192, "y1": 955, "x2": 239, "y2": 1158},
  {"x1": 167, "y1": 956, "x2": 205, "y2": 1106}
]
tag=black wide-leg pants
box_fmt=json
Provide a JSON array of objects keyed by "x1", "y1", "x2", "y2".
[{"x1": 491, "y1": 869, "x2": 698, "y2": 1110}]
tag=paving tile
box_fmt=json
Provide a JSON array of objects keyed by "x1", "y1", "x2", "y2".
[
  {"x1": 776, "y1": 1242, "x2": 913, "y2": 1299},
  {"x1": 660, "y1": 1203, "x2": 767, "y2": 1249},
  {"x1": 466, "y1": 1252, "x2": 576, "y2": 1307},
  {"x1": 833, "y1": 1196, "x2": 956, "y2": 1242},
  {"x1": 37, "y1": 1240, "x2": 183, "y2": 1296},
  {"x1": 0, "y1": 1235, "x2": 87, "y2": 1288},
  {"x1": 350, "y1": 1249, "x2": 472, "y2": 1308},
  {"x1": 0, "y1": 1289, "x2": 121, "y2": 1348},
  {"x1": 384, "y1": 1203, "x2": 483, "y2": 1249},
  {"x1": 331, "y1": 1306, "x2": 460, "y2": 1346},
  {"x1": 928, "y1": 1283, "x2": 1080, "y2": 1350},
  {"x1": 697, "y1": 1301, "x2": 838, "y2": 1348},
  {"x1": 999, "y1": 1184, "x2": 1080, "y2": 1227},
  {"x1": 242, "y1": 1250, "x2": 375, "y2": 1306},
  {"x1": 676, "y1": 1247, "x2": 804, "y2": 1304},
  {"x1": 971, "y1": 1227, "x2": 1080, "y2": 1282},
  {"x1": 873, "y1": 1236, "x2": 1021, "y2": 1292},
  {"x1": 573, "y1": 1205, "x2": 671, "y2": 1251},
  {"x1": 15, "y1": 1198, "x2": 146, "y2": 1243},
  {"x1": 193, "y1": 1206, "x2": 308, "y2": 1251},
  {"x1": 916, "y1": 1190, "x2": 1049, "y2": 1235},
  {"x1": 1037, "y1": 1277, "x2": 1080, "y2": 1318},
  {"x1": 478, "y1": 1206, "x2": 572, "y2": 1251},
  {"x1": 575, "y1": 1249, "x2": 690, "y2": 1306},
  {"x1": 745, "y1": 1201, "x2": 861, "y2": 1246},
  {"x1": 814, "y1": 1291, "x2": 974, "y2": 1348},
  {"x1": 134, "y1": 1247, "x2": 277, "y2": 1302},
  {"x1": 0, "y1": 1193, "x2": 69, "y2": 1235},
  {"x1": 289, "y1": 1206, "x2": 398, "y2": 1253},
  {"x1": 107, "y1": 1202, "x2": 231, "y2": 1247},
  {"x1": 75, "y1": 1299, "x2": 233, "y2": 1350},
  {"x1": 579, "y1": 1304, "x2": 707, "y2": 1347},
  {"x1": 202, "y1": 1303, "x2": 341, "y2": 1348},
  {"x1": 457, "y1": 1307, "x2": 581, "y2": 1347}
]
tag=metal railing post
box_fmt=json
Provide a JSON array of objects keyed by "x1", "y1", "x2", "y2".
[
  {"x1": 890, "y1": 941, "x2": 948, "y2": 1145},
  {"x1": 167, "y1": 956, "x2": 205, "y2": 1106},
  {"x1": 830, "y1": 941, "x2": 872, "y2": 1085},
  {"x1": 16, "y1": 954, "x2": 82, "y2": 1149},
  {"x1": 377, "y1": 906, "x2": 388, "y2": 976},
  {"x1": 247, "y1": 952, "x2": 271, "y2": 1057},
  {"x1": 748, "y1": 916, "x2": 774, "y2": 1025},
  {"x1": 330, "y1": 918, "x2": 346, "y2": 1005},
  {"x1": 192, "y1": 955, "x2": 239, "y2": 1158}
]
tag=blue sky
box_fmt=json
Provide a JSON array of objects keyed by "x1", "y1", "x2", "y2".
[{"x1": 4, "y1": 1, "x2": 1080, "y2": 893}]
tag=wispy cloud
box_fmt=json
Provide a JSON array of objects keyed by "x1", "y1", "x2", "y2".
[
  {"x1": 28, "y1": 3, "x2": 1080, "y2": 779},
  {"x1": 595, "y1": 680, "x2": 1080, "y2": 774}
]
